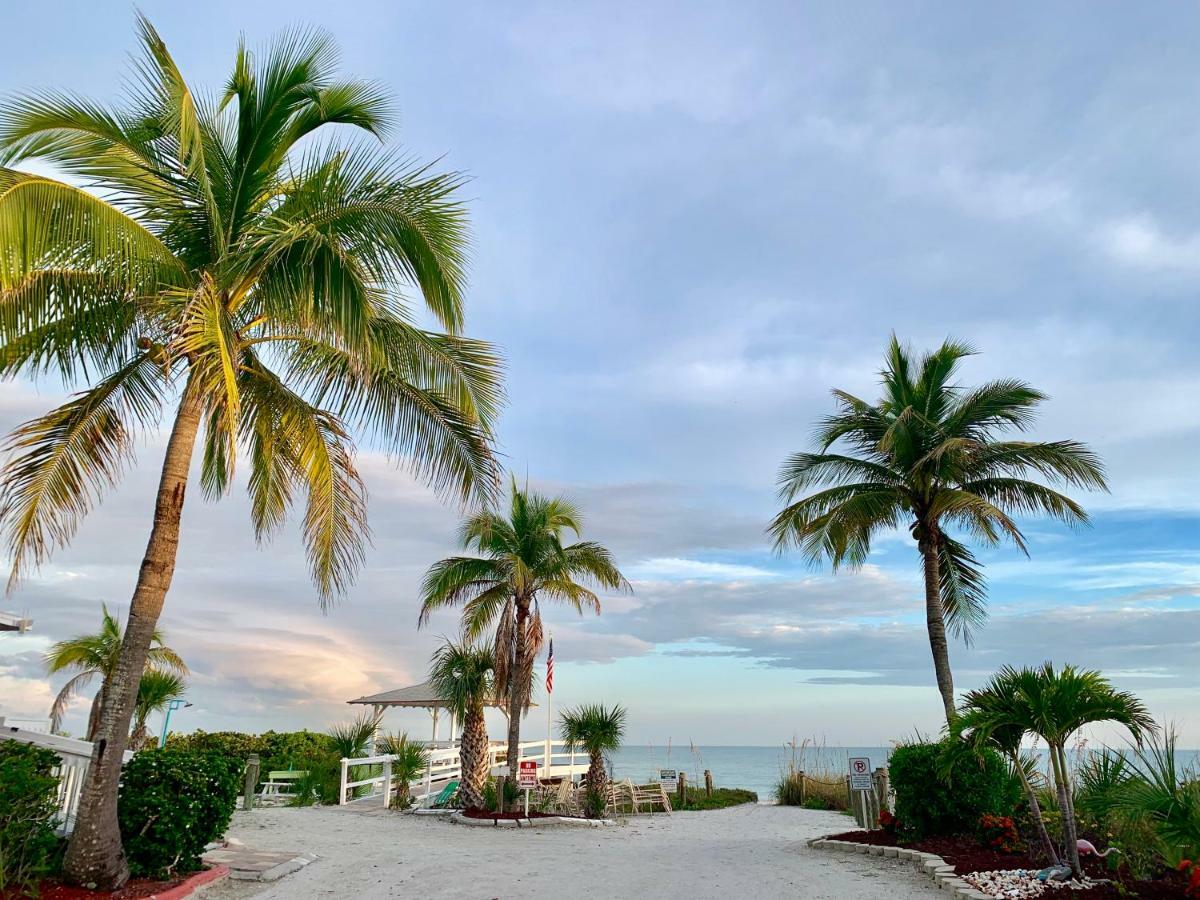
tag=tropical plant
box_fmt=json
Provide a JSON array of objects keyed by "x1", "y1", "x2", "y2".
[
  {"x1": 327, "y1": 710, "x2": 383, "y2": 759},
  {"x1": 1114, "y1": 726, "x2": 1200, "y2": 869},
  {"x1": 769, "y1": 337, "x2": 1107, "y2": 723},
  {"x1": 559, "y1": 703, "x2": 627, "y2": 806},
  {"x1": 419, "y1": 481, "x2": 628, "y2": 776},
  {"x1": 960, "y1": 664, "x2": 1155, "y2": 878},
  {"x1": 0, "y1": 17, "x2": 500, "y2": 888},
  {"x1": 0, "y1": 741, "x2": 61, "y2": 894},
  {"x1": 428, "y1": 640, "x2": 495, "y2": 809},
  {"x1": 957, "y1": 672, "x2": 1061, "y2": 864},
  {"x1": 377, "y1": 732, "x2": 429, "y2": 809},
  {"x1": 129, "y1": 669, "x2": 187, "y2": 751},
  {"x1": 44, "y1": 604, "x2": 186, "y2": 739}
]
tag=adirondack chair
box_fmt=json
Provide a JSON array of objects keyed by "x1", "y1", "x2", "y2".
[
  {"x1": 430, "y1": 780, "x2": 459, "y2": 808},
  {"x1": 630, "y1": 782, "x2": 672, "y2": 814}
]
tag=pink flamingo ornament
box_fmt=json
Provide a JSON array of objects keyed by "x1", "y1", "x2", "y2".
[{"x1": 1077, "y1": 839, "x2": 1120, "y2": 858}]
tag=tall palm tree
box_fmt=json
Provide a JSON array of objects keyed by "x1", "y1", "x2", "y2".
[
  {"x1": 963, "y1": 664, "x2": 1155, "y2": 879},
  {"x1": 428, "y1": 640, "x2": 495, "y2": 809},
  {"x1": 129, "y1": 668, "x2": 187, "y2": 751},
  {"x1": 44, "y1": 604, "x2": 186, "y2": 739},
  {"x1": 769, "y1": 337, "x2": 1106, "y2": 723},
  {"x1": 957, "y1": 672, "x2": 1060, "y2": 866},
  {"x1": 0, "y1": 19, "x2": 500, "y2": 889},
  {"x1": 418, "y1": 480, "x2": 629, "y2": 778},
  {"x1": 559, "y1": 703, "x2": 627, "y2": 804}
]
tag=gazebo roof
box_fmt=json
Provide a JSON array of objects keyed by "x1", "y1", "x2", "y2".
[{"x1": 347, "y1": 680, "x2": 532, "y2": 710}]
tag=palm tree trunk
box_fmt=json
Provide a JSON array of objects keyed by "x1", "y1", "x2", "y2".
[
  {"x1": 1055, "y1": 745, "x2": 1084, "y2": 878},
  {"x1": 86, "y1": 686, "x2": 105, "y2": 742},
  {"x1": 588, "y1": 748, "x2": 606, "y2": 798},
  {"x1": 459, "y1": 705, "x2": 488, "y2": 809},
  {"x1": 1014, "y1": 755, "x2": 1059, "y2": 865},
  {"x1": 62, "y1": 383, "x2": 204, "y2": 890},
  {"x1": 918, "y1": 535, "x2": 957, "y2": 725},
  {"x1": 505, "y1": 598, "x2": 528, "y2": 778}
]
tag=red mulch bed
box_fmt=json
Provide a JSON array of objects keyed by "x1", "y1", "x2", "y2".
[
  {"x1": 2, "y1": 876, "x2": 187, "y2": 899},
  {"x1": 825, "y1": 830, "x2": 1191, "y2": 898},
  {"x1": 461, "y1": 807, "x2": 588, "y2": 821}
]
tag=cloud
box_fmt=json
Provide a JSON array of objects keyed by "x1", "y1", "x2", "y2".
[{"x1": 627, "y1": 558, "x2": 779, "y2": 581}]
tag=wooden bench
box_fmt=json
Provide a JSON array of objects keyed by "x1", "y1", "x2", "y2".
[{"x1": 260, "y1": 770, "x2": 307, "y2": 796}]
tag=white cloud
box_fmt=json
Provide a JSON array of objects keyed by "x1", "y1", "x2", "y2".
[{"x1": 628, "y1": 558, "x2": 779, "y2": 581}]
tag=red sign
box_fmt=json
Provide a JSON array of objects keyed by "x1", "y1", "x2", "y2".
[{"x1": 518, "y1": 760, "x2": 538, "y2": 789}]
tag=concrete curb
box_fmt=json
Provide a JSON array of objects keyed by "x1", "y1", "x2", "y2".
[
  {"x1": 448, "y1": 811, "x2": 615, "y2": 829},
  {"x1": 807, "y1": 836, "x2": 991, "y2": 900},
  {"x1": 152, "y1": 865, "x2": 230, "y2": 899}
]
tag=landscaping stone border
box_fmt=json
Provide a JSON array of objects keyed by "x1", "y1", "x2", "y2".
[
  {"x1": 158, "y1": 864, "x2": 230, "y2": 898},
  {"x1": 807, "y1": 836, "x2": 991, "y2": 900},
  {"x1": 448, "y1": 811, "x2": 614, "y2": 829}
]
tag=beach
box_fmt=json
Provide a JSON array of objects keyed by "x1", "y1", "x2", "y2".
[{"x1": 202, "y1": 804, "x2": 943, "y2": 899}]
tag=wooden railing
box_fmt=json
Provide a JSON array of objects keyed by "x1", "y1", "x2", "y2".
[
  {"x1": 1, "y1": 718, "x2": 133, "y2": 834},
  {"x1": 338, "y1": 738, "x2": 588, "y2": 807}
]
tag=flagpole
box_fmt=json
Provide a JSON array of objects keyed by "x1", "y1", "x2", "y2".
[{"x1": 544, "y1": 633, "x2": 553, "y2": 776}]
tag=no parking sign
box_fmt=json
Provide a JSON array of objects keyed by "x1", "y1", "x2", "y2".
[{"x1": 848, "y1": 757, "x2": 873, "y2": 791}]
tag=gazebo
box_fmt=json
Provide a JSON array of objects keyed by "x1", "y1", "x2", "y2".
[{"x1": 347, "y1": 680, "x2": 534, "y2": 748}]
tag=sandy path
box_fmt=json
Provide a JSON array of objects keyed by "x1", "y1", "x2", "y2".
[{"x1": 202, "y1": 803, "x2": 942, "y2": 900}]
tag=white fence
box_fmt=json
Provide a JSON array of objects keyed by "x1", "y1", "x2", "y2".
[
  {"x1": 1, "y1": 718, "x2": 133, "y2": 835},
  {"x1": 338, "y1": 739, "x2": 589, "y2": 807}
]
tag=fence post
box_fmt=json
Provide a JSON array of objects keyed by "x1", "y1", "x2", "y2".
[
  {"x1": 381, "y1": 759, "x2": 392, "y2": 808},
  {"x1": 798, "y1": 770, "x2": 807, "y2": 806},
  {"x1": 677, "y1": 771, "x2": 687, "y2": 808},
  {"x1": 339, "y1": 758, "x2": 349, "y2": 806},
  {"x1": 242, "y1": 753, "x2": 260, "y2": 811},
  {"x1": 704, "y1": 769, "x2": 713, "y2": 798},
  {"x1": 873, "y1": 766, "x2": 891, "y2": 815},
  {"x1": 496, "y1": 774, "x2": 507, "y2": 814}
]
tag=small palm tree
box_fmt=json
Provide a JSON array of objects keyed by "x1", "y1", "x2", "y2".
[
  {"x1": 377, "y1": 732, "x2": 429, "y2": 809},
  {"x1": 327, "y1": 711, "x2": 383, "y2": 759},
  {"x1": 44, "y1": 604, "x2": 186, "y2": 739},
  {"x1": 957, "y1": 672, "x2": 1060, "y2": 865},
  {"x1": 0, "y1": 18, "x2": 499, "y2": 888},
  {"x1": 964, "y1": 664, "x2": 1155, "y2": 878},
  {"x1": 129, "y1": 669, "x2": 187, "y2": 751},
  {"x1": 419, "y1": 480, "x2": 629, "y2": 777},
  {"x1": 770, "y1": 337, "x2": 1107, "y2": 724},
  {"x1": 559, "y1": 703, "x2": 627, "y2": 806},
  {"x1": 428, "y1": 640, "x2": 495, "y2": 809}
]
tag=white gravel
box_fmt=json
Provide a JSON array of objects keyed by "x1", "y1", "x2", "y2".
[{"x1": 200, "y1": 803, "x2": 946, "y2": 899}]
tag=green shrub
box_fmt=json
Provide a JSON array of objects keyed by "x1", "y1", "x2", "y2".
[
  {"x1": 118, "y1": 749, "x2": 242, "y2": 878},
  {"x1": 677, "y1": 787, "x2": 757, "y2": 810},
  {"x1": 285, "y1": 751, "x2": 343, "y2": 807},
  {"x1": 889, "y1": 738, "x2": 1020, "y2": 840},
  {"x1": 0, "y1": 741, "x2": 63, "y2": 893},
  {"x1": 166, "y1": 729, "x2": 336, "y2": 791}
]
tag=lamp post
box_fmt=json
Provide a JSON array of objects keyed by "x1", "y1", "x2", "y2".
[{"x1": 159, "y1": 699, "x2": 193, "y2": 748}]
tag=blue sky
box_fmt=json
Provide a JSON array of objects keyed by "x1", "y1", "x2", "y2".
[{"x1": 0, "y1": 1, "x2": 1197, "y2": 746}]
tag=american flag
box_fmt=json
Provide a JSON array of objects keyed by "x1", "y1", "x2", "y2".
[{"x1": 545, "y1": 639, "x2": 554, "y2": 694}]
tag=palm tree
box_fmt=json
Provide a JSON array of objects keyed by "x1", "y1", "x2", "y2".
[
  {"x1": 377, "y1": 732, "x2": 429, "y2": 810},
  {"x1": 44, "y1": 604, "x2": 186, "y2": 739},
  {"x1": 418, "y1": 480, "x2": 629, "y2": 778},
  {"x1": 957, "y1": 671, "x2": 1060, "y2": 866},
  {"x1": 0, "y1": 19, "x2": 500, "y2": 889},
  {"x1": 559, "y1": 703, "x2": 627, "y2": 805},
  {"x1": 428, "y1": 640, "x2": 495, "y2": 809},
  {"x1": 769, "y1": 337, "x2": 1106, "y2": 723},
  {"x1": 327, "y1": 710, "x2": 384, "y2": 759},
  {"x1": 129, "y1": 668, "x2": 187, "y2": 751},
  {"x1": 964, "y1": 664, "x2": 1155, "y2": 879}
]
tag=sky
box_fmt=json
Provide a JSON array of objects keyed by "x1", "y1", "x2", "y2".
[{"x1": 0, "y1": 1, "x2": 1197, "y2": 748}]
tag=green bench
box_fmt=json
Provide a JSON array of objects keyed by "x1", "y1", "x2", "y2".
[{"x1": 261, "y1": 769, "x2": 307, "y2": 796}]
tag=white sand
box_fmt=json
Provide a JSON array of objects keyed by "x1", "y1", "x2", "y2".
[{"x1": 202, "y1": 803, "x2": 944, "y2": 899}]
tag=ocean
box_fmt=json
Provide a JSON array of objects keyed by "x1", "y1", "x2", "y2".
[{"x1": 608, "y1": 745, "x2": 1200, "y2": 801}]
